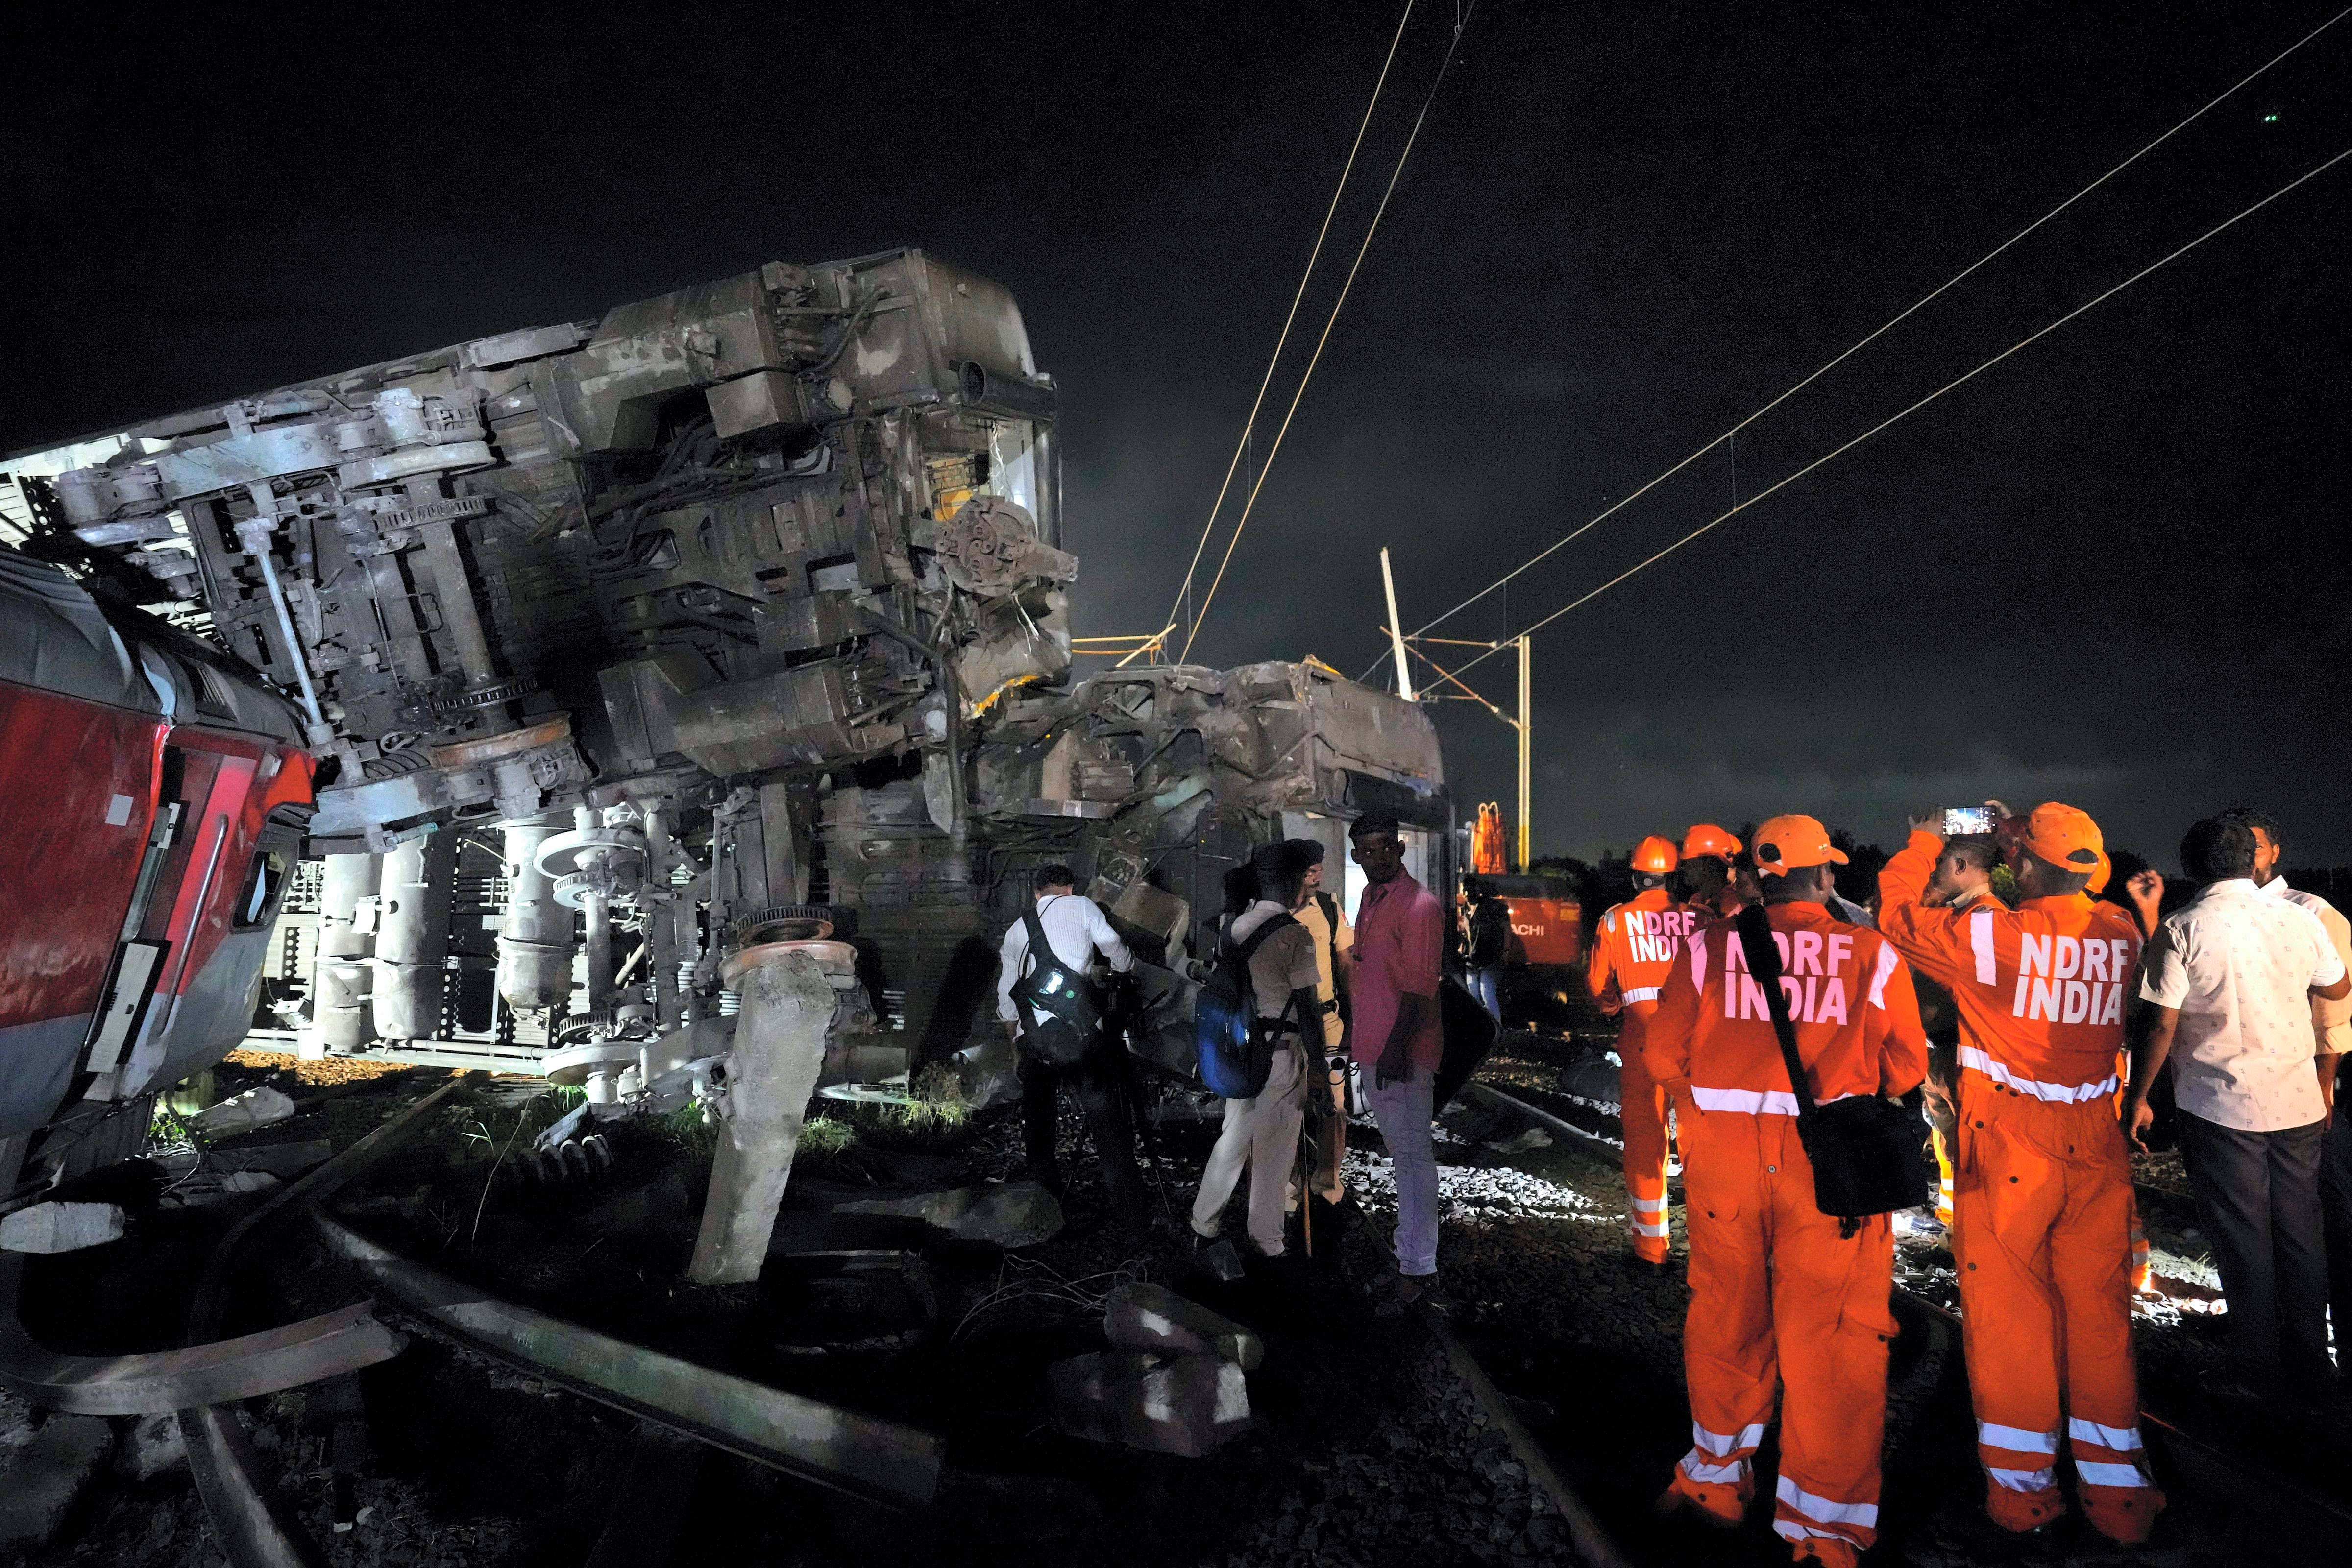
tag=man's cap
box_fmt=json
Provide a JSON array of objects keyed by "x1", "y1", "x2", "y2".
[
  {"x1": 2017, "y1": 802, "x2": 2105, "y2": 879},
  {"x1": 1631, "y1": 835, "x2": 1680, "y2": 875},
  {"x1": 2088, "y1": 850, "x2": 2112, "y2": 896},
  {"x1": 1751, "y1": 815, "x2": 1849, "y2": 875},
  {"x1": 1680, "y1": 823, "x2": 1743, "y2": 860},
  {"x1": 1348, "y1": 814, "x2": 1401, "y2": 842},
  {"x1": 1251, "y1": 841, "x2": 1316, "y2": 882}
]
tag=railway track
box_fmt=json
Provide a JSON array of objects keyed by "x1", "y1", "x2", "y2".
[{"x1": 1427, "y1": 1068, "x2": 2352, "y2": 1567}]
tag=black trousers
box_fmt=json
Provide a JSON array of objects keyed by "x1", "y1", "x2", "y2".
[
  {"x1": 1017, "y1": 1038, "x2": 1151, "y2": 1223},
  {"x1": 2321, "y1": 1100, "x2": 2352, "y2": 1370},
  {"x1": 2176, "y1": 1109, "x2": 2332, "y2": 1393}
]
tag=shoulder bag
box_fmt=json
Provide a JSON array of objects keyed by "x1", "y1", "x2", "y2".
[{"x1": 1732, "y1": 904, "x2": 1928, "y2": 1229}]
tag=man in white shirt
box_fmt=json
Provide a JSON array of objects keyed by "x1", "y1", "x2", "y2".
[
  {"x1": 997, "y1": 864, "x2": 1148, "y2": 1224},
  {"x1": 2222, "y1": 806, "x2": 2352, "y2": 1369},
  {"x1": 2126, "y1": 817, "x2": 2350, "y2": 1399}
]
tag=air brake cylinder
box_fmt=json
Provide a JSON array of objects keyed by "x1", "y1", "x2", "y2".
[
  {"x1": 373, "y1": 831, "x2": 455, "y2": 1041},
  {"x1": 496, "y1": 816, "x2": 575, "y2": 1010},
  {"x1": 305, "y1": 851, "x2": 381, "y2": 1057}
]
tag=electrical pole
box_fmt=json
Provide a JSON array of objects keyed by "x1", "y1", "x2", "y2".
[
  {"x1": 1380, "y1": 548, "x2": 1415, "y2": 701},
  {"x1": 1516, "y1": 633, "x2": 1531, "y2": 872}
]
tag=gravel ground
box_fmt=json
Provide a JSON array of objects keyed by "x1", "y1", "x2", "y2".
[{"x1": 4, "y1": 1065, "x2": 1591, "y2": 1568}]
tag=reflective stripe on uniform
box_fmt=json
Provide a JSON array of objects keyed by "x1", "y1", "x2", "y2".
[
  {"x1": 1988, "y1": 1466, "x2": 2056, "y2": 1492},
  {"x1": 1690, "y1": 1086, "x2": 1801, "y2": 1116},
  {"x1": 1692, "y1": 1420, "x2": 1766, "y2": 1457},
  {"x1": 2068, "y1": 1418, "x2": 2144, "y2": 1452},
  {"x1": 1971, "y1": 908, "x2": 1997, "y2": 985},
  {"x1": 1775, "y1": 1475, "x2": 1878, "y2": 1528},
  {"x1": 1622, "y1": 985, "x2": 1661, "y2": 1003},
  {"x1": 1630, "y1": 1194, "x2": 1669, "y2": 1212},
  {"x1": 1634, "y1": 1220, "x2": 1671, "y2": 1237},
  {"x1": 1958, "y1": 1045, "x2": 2117, "y2": 1104},
  {"x1": 1978, "y1": 1421, "x2": 2058, "y2": 1455},
  {"x1": 1680, "y1": 1451, "x2": 1746, "y2": 1485},
  {"x1": 2076, "y1": 1461, "x2": 2154, "y2": 1489},
  {"x1": 1868, "y1": 940, "x2": 1902, "y2": 1010}
]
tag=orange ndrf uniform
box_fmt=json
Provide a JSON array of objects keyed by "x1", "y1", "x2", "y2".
[
  {"x1": 1588, "y1": 869, "x2": 1702, "y2": 1263},
  {"x1": 1878, "y1": 815, "x2": 2162, "y2": 1544},
  {"x1": 1645, "y1": 898, "x2": 1927, "y2": 1561}
]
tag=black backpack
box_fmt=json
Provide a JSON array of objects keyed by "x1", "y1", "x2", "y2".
[
  {"x1": 1194, "y1": 914, "x2": 1299, "y2": 1098},
  {"x1": 1009, "y1": 898, "x2": 1105, "y2": 1067}
]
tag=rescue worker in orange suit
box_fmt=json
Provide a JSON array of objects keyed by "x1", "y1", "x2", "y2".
[
  {"x1": 2083, "y1": 847, "x2": 2155, "y2": 1293},
  {"x1": 1587, "y1": 835, "x2": 1702, "y2": 1263},
  {"x1": 1878, "y1": 803, "x2": 2163, "y2": 1544},
  {"x1": 1915, "y1": 833, "x2": 2005, "y2": 1230},
  {"x1": 1675, "y1": 823, "x2": 1747, "y2": 919},
  {"x1": 1645, "y1": 816, "x2": 1927, "y2": 1566}
]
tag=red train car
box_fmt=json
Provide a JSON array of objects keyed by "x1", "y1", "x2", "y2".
[{"x1": 0, "y1": 547, "x2": 310, "y2": 1188}]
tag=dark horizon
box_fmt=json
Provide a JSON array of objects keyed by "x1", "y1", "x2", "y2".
[{"x1": 5, "y1": 1, "x2": 2345, "y2": 868}]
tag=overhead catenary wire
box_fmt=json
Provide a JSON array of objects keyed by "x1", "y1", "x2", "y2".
[
  {"x1": 1436, "y1": 140, "x2": 2352, "y2": 685},
  {"x1": 1368, "y1": 4, "x2": 2352, "y2": 676},
  {"x1": 1159, "y1": 0, "x2": 1419, "y2": 651},
  {"x1": 1180, "y1": 0, "x2": 1478, "y2": 662}
]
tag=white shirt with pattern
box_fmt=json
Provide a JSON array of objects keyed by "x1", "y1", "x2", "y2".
[
  {"x1": 2141, "y1": 878, "x2": 2348, "y2": 1131},
  {"x1": 2261, "y1": 875, "x2": 2352, "y2": 1056}
]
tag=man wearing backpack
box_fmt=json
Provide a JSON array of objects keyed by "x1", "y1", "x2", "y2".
[
  {"x1": 1191, "y1": 842, "x2": 1324, "y2": 1259},
  {"x1": 997, "y1": 863, "x2": 1149, "y2": 1226}
]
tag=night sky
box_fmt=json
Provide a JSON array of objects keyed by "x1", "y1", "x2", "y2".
[{"x1": 4, "y1": 2, "x2": 2346, "y2": 867}]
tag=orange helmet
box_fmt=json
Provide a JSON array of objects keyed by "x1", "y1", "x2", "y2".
[
  {"x1": 1681, "y1": 823, "x2": 1743, "y2": 861},
  {"x1": 1631, "y1": 835, "x2": 1680, "y2": 875}
]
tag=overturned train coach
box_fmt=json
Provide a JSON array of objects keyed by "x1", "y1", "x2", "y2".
[
  {"x1": 0, "y1": 250, "x2": 1446, "y2": 1190},
  {"x1": 0, "y1": 549, "x2": 311, "y2": 1193}
]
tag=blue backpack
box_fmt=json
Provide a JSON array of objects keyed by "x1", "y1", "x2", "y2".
[{"x1": 1194, "y1": 915, "x2": 1296, "y2": 1098}]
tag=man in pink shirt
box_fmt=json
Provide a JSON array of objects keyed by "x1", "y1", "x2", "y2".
[{"x1": 1349, "y1": 815, "x2": 1446, "y2": 1310}]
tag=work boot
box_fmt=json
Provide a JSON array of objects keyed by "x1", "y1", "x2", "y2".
[
  {"x1": 2081, "y1": 1483, "x2": 2165, "y2": 1546},
  {"x1": 1983, "y1": 1481, "x2": 2066, "y2": 1534},
  {"x1": 1655, "y1": 1468, "x2": 1746, "y2": 1530}
]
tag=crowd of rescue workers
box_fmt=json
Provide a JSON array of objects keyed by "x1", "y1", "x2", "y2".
[{"x1": 991, "y1": 804, "x2": 2352, "y2": 1566}]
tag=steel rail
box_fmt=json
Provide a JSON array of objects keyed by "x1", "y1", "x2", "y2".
[
  {"x1": 0, "y1": 1273, "x2": 399, "y2": 1415},
  {"x1": 1419, "y1": 1307, "x2": 1635, "y2": 1568},
  {"x1": 179, "y1": 1075, "x2": 468, "y2": 1568},
  {"x1": 312, "y1": 1213, "x2": 945, "y2": 1511}
]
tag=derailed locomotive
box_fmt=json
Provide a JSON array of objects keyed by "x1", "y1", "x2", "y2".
[{"x1": 0, "y1": 250, "x2": 1447, "y2": 1230}]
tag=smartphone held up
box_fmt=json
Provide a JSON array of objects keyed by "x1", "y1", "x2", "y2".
[{"x1": 1942, "y1": 805, "x2": 1998, "y2": 837}]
